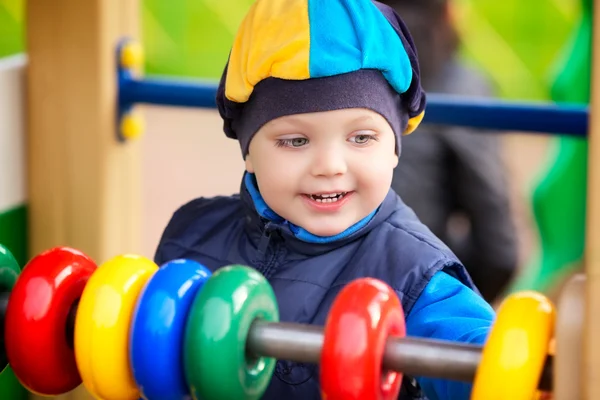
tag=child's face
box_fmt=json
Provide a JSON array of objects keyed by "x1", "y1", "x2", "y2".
[{"x1": 245, "y1": 108, "x2": 399, "y2": 237}]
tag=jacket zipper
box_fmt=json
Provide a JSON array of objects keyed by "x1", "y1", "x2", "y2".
[
  {"x1": 258, "y1": 222, "x2": 273, "y2": 256},
  {"x1": 256, "y1": 221, "x2": 280, "y2": 278}
]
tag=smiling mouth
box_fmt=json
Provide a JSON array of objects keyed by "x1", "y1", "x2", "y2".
[{"x1": 305, "y1": 192, "x2": 349, "y2": 203}]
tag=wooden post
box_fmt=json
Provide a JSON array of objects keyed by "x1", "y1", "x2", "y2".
[
  {"x1": 585, "y1": 0, "x2": 600, "y2": 397},
  {"x1": 25, "y1": 0, "x2": 141, "y2": 399}
]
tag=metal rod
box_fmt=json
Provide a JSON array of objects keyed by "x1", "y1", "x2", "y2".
[
  {"x1": 120, "y1": 78, "x2": 217, "y2": 109},
  {"x1": 117, "y1": 74, "x2": 589, "y2": 137},
  {"x1": 246, "y1": 320, "x2": 553, "y2": 391},
  {"x1": 425, "y1": 93, "x2": 588, "y2": 138},
  {"x1": 0, "y1": 293, "x2": 553, "y2": 391}
]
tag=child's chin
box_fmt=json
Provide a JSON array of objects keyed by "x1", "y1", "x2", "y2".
[{"x1": 302, "y1": 223, "x2": 351, "y2": 238}]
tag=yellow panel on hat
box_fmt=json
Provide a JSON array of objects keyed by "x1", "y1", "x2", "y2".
[
  {"x1": 225, "y1": 0, "x2": 311, "y2": 103},
  {"x1": 404, "y1": 110, "x2": 425, "y2": 135}
]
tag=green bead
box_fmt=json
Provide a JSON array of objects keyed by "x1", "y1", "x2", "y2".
[
  {"x1": 184, "y1": 265, "x2": 279, "y2": 400},
  {"x1": 0, "y1": 245, "x2": 21, "y2": 376},
  {"x1": 0, "y1": 245, "x2": 20, "y2": 292}
]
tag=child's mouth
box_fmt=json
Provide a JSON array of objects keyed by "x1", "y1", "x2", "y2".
[
  {"x1": 305, "y1": 192, "x2": 349, "y2": 203},
  {"x1": 302, "y1": 191, "x2": 354, "y2": 212}
]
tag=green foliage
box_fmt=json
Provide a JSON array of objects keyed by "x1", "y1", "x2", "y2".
[
  {"x1": 455, "y1": 0, "x2": 580, "y2": 100},
  {"x1": 0, "y1": 0, "x2": 25, "y2": 58}
]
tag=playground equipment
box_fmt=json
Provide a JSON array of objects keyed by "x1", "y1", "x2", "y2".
[
  {"x1": 0, "y1": 244, "x2": 561, "y2": 400},
  {"x1": 116, "y1": 45, "x2": 589, "y2": 140}
]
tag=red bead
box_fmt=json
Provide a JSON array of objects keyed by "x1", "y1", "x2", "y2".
[
  {"x1": 5, "y1": 247, "x2": 97, "y2": 395},
  {"x1": 320, "y1": 278, "x2": 406, "y2": 400}
]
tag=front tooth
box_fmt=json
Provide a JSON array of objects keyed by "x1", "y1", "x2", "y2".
[{"x1": 312, "y1": 193, "x2": 346, "y2": 201}]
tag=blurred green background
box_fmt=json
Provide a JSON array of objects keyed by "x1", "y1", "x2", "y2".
[{"x1": 1, "y1": 0, "x2": 582, "y2": 99}]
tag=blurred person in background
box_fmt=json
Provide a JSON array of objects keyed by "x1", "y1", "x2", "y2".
[{"x1": 381, "y1": 0, "x2": 519, "y2": 303}]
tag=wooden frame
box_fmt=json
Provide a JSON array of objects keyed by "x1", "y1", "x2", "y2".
[
  {"x1": 25, "y1": 1, "x2": 141, "y2": 264},
  {"x1": 26, "y1": 0, "x2": 140, "y2": 399},
  {"x1": 584, "y1": 0, "x2": 600, "y2": 397}
]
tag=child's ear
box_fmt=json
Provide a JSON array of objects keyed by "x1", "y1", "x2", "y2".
[{"x1": 245, "y1": 154, "x2": 255, "y2": 173}]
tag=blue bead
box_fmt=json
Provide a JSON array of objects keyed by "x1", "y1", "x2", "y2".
[{"x1": 130, "y1": 259, "x2": 211, "y2": 400}]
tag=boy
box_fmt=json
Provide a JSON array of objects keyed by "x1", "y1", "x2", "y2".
[{"x1": 155, "y1": 1, "x2": 495, "y2": 399}]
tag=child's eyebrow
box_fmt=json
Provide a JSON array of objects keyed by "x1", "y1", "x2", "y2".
[
  {"x1": 346, "y1": 115, "x2": 377, "y2": 127},
  {"x1": 269, "y1": 112, "x2": 377, "y2": 131},
  {"x1": 267, "y1": 116, "x2": 311, "y2": 131},
  {"x1": 274, "y1": 115, "x2": 309, "y2": 125}
]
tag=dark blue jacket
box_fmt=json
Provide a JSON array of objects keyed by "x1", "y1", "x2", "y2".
[{"x1": 155, "y1": 173, "x2": 495, "y2": 400}]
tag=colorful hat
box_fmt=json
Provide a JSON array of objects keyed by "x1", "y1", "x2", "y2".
[{"x1": 216, "y1": 0, "x2": 426, "y2": 158}]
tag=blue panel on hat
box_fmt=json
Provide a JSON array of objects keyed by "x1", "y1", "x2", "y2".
[{"x1": 308, "y1": 0, "x2": 413, "y2": 95}]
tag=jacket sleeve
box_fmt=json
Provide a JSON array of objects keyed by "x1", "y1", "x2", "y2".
[{"x1": 405, "y1": 270, "x2": 495, "y2": 400}]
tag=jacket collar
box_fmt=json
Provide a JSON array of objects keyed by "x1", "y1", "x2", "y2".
[{"x1": 240, "y1": 172, "x2": 399, "y2": 255}]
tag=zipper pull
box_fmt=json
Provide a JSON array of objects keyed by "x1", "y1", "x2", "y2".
[{"x1": 258, "y1": 222, "x2": 273, "y2": 255}]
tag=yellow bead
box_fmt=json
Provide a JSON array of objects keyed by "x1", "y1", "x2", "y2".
[
  {"x1": 74, "y1": 254, "x2": 158, "y2": 400},
  {"x1": 471, "y1": 291, "x2": 555, "y2": 400},
  {"x1": 120, "y1": 41, "x2": 144, "y2": 70},
  {"x1": 120, "y1": 113, "x2": 144, "y2": 140}
]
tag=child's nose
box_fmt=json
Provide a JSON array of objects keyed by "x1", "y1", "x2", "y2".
[{"x1": 310, "y1": 148, "x2": 348, "y2": 177}]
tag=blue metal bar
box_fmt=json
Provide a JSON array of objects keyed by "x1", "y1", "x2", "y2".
[
  {"x1": 120, "y1": 77, "x2": 217, "y2": 109},
  {"x1": 424, "y1": 94, "x2": 588, "y2": 138},
  {"x1": 118, "y1": 74, "x2": 590, "y2": 138}
]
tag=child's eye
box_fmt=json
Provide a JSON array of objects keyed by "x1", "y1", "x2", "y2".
[
  {"x1": 349, "y1": 134, "x2": 377, "y2": 145},
  {"x1": 276, "y1": 137, "x2": 309, "y2": 148}
]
